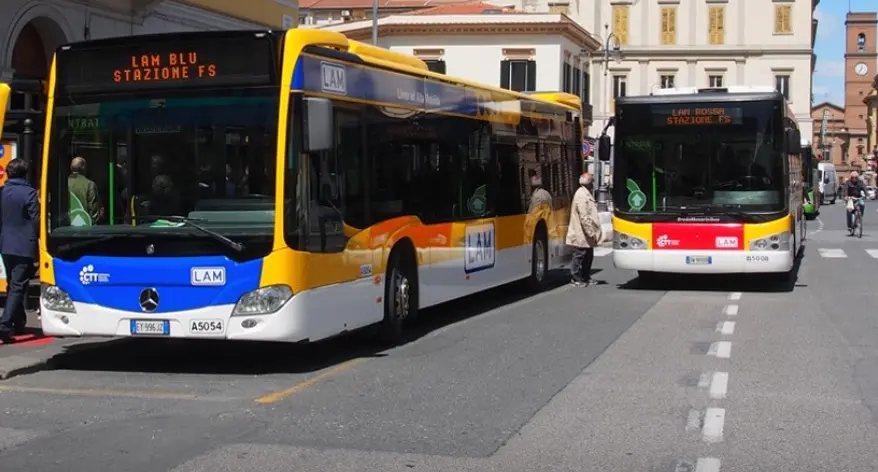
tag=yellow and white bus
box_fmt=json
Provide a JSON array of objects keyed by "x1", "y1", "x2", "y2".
[{"x1": 39, "y1": 30, "x2": 584, "y2": 343}]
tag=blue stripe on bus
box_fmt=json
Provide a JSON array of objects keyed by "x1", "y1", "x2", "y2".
[
  {"x1": 292, "y1": 54, "x2": 548, "y2": 118},
  {"x1": 53, "y1": 256, "x2": 262, "y2": 313}
]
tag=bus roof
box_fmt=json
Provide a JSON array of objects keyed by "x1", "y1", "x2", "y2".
[
  {"x1": 617, "y1": 90, "x2": 785, "y2": 106},
  {"x1": 54, "y1": 29, "x2": 580, "y2": 115}
]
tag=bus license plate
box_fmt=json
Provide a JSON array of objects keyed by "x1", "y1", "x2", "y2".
[
  {"x1": 685, "y1": 256, "x2": 712, "y2": 265},
  {"x1": 130, "y1": 320, "x2": 170, "y2": 336}
]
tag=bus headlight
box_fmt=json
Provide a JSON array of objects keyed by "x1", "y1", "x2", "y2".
[
  {"x1": 614, "y1": 231, "x2": 647, "y2": 250},
  {"x1": 231, "y1": 285, "x2": 293, "y2": 316},
  {"x1": 749, "y1": 231, "x2": 791, "y2": 251},
  {"x1": 41, "y1": 284, "x2": 76, "y2": 313}
]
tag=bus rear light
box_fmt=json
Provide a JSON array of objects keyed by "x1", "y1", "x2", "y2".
[
  {"x1": 749, "y1": 231, "x2": 790, "y2": 251},
  {"x1": 41, "y1": 284, "x2": 76, "y2": 313},
  {"x1": 614, "y1": 232, "x2": 647, "y2": 250}
]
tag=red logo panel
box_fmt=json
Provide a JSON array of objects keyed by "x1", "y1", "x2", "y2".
[{"x1": 651, "y1": 223, "x2": 744, "y2": 250}]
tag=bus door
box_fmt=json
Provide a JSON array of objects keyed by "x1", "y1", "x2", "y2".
[{"x1": 0, "y1": 83, "x2": 9, "y2": 131}]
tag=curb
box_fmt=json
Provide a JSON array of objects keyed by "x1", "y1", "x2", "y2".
[{"x1": 0, "y1": 337, "x2": 126, "y2": 381}]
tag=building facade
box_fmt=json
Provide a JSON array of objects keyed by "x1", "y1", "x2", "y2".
[
  {"x1": 867, "y1": 85, "x2": 878, "y2": 159},
  {"x1": 552, "y1": 0, "x2": 818, "y2": 139},
  {"x1": 1, "y1": 0, "x2": 299, "y2": 82},
  {"x1": 811, "y1": 102, "x2": 851, "y2": 184},
  {"x1": 321, "y1": 5, "x2": 601, "y2": 129}
]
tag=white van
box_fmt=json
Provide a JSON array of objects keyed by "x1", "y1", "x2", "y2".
[{"x1": 818, "y1": 162, "x2": 838, "y2": 204}]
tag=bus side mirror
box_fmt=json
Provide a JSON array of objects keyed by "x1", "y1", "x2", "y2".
[
  {"x1": 597, "y1": 134, "x2": 611, "y2": 162},
  {"x1": 303, "y1": 97, "x2": 334, "y2": 152},
  {"x1": 785, "y1": 129, "x2": 801, "y2": 154}
]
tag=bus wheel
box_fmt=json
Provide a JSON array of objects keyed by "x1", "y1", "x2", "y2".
[
  {"x1": 379, "y1": 248, "x2": 418, "y2": 345},
  {"x1": 526, "y1": 229, "x2": 549, "y2": 292}
]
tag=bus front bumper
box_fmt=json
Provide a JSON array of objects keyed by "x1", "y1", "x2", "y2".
[{"x1": 613, "y1": 249, "x2": 793, "y2": 274}]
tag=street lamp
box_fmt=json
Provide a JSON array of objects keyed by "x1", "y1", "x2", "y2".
[
  {"x1": 596, "y1": 24, "x2": 622, "y2": 210},
  {"x1": 372, "y1": 0, "x2": 379, "y2": 45}
]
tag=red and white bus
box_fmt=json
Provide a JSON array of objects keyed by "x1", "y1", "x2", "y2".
[{"x1": 597, "y1": 86, "x2": 805, "y2": 281}]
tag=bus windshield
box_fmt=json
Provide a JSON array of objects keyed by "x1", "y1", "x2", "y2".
[
  {"x1": 45, "y1": 88, "x2": 279, "y2": 241},
  {"x1": 613, "y1": 100, "x2": 785, "y2": 214}
]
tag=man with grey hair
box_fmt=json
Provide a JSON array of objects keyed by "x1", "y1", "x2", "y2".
[
  {"x1": 566, "y1": 172, "x2": 602, "y2": 286},
  {"x1": 68, "y1": 156, "x2": 103, "y2": 226},
  {"x1": 528, "y1": 174, "x2": 553, "y2": 212}
]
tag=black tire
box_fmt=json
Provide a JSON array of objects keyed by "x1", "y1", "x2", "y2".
[
  {"x1": 526, "y1": 228, "x2": 549, "y2": 292},
  {"x1": 831, "y1": 198, "x2": 836, "y2": 204},
  {"x1": 379, "y1": 248, "x2": 418, "y2": 345}
]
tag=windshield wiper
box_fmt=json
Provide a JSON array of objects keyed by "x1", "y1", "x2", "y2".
[
  {"x1": 129, "y1": 215, "x2": 246, "y2": 252},
  {"x1": 55, "y1": 234, "x2": 130, "y2": 256}
]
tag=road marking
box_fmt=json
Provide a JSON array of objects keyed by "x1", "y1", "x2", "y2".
[
  {"x1": 702, "y1": 407, "x2": 725, "y2": 443},
  {"x1": 728, "y1": 292, "x2": 742, "y2": 301},
  {"x1": 723, "y1": 305, "x2": 738, "y2": 316},
  {"x1": 867, "y1": 249, "x2": 878, "y2": 259},
  {"x1": 0, "y1": 385, "x2": 198, "y2": 400},
  {"x1": 808, "y1": 217, "x2": 824, "y2": 237},
  {"x1": 255, "y1": 358, "x2": 368, "y2": 404},
  {"x1": 696, "y1": 457, "x2": 722, "y2": 472},
  {"x1": 709, "y1": 372, "x2": 729, "y2": 399},
  {"x1": 708, "y1": 341, "x2": 732, "y2": 359},
  {"x1": 594, "y1": 247, "x2": 613, "y2": 257},
  {"x1": 716, "y1": 321, "x2": 736, "y2": 335},
  {"x1": 818, "y1": 248, "x2": 847, "y2": 258}
]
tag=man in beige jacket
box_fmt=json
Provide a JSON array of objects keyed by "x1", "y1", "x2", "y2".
[{"x1": 566, "y1": 172, "x2": 602, "y2": 286}]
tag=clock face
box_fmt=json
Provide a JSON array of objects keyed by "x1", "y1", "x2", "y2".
[{"x1": 855, "y1": 62, "x2": 869, "y2": 76}]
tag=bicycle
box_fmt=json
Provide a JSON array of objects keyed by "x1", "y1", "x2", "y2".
[{"x1": 847, "y1": 196, "x2": 864, "y2": 238}]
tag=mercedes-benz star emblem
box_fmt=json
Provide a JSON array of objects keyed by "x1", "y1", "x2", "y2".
[
  {"x1": 139, "y1": 288, "x2": 160, "y2": 312},
  {"x1": 146, "y1": 244, "x2": 155, "y2": 255}
]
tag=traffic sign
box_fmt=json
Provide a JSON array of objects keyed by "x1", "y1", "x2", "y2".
[{"x1": 582, "y1": 141, "x2": 592, "y2": 155}]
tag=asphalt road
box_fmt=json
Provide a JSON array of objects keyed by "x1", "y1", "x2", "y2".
[{"x1": 2, "y1": 204, "x2": 878, "y2": 471}]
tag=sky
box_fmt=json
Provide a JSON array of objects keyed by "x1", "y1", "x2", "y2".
[{"x1": 813, "y1": 0, "x2": 875, "y2": 106}]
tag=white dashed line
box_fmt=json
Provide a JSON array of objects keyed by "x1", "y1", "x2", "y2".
[
  {"x1": 702, "y1": 407, "x2": 726, "y2": 443},
  {"x1": 709, "y1": 372, "x2": 729, "y2": 399},
  {"x1": 695, "y1": 457, "x2": 722, "y2": 472},
  {"x1": 728, "y1": 292, "x2": 742, "y2": 301},
  {"x1": 818, "y1": 248, "x2": 847, "y2": 258},
  {"x1": 708, "y1": 341, "x2": 732, "y2": 359},
  {"x1": 716, "y1": 321, "x2": 736, "y2": 335},
  {"x1": 867, "y1": 249, "x2": 878, "y2": 259},
  {"x1": 723, "y1": 305, "x2": 738, "y2": 316}
]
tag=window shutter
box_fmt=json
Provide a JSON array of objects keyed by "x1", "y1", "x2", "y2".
[
  {"x1": 668, "y1": 8, "x2": 676, "y2": 45},
  {"x1": 500, "y1": 60, "x2": 510, "y2": 89},
  {"x1": 526, "y1": 61, "x2": 536, "y2": 91},
  {"x1": 716, "y1": 7, "x2": 725, "y2": 44}
]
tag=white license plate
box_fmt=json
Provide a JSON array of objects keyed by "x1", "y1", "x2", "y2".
[
  {"x1": 190, "y1": 319, "x2": 224, "y2": 334},
  {"x1": 685, "y1": 256, "x2": 713, "y2": 265},
  {"x1": 130, "y1": 320, "x2": 169, "y2": 336}
]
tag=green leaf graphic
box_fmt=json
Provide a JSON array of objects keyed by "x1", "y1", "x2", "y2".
[
  {"x1": 626, "y1": 178, "x2": 641, "y2": 193},
  {"x1": 468, "y1": 185, "x2": 488, "y2": 216},
  {"x1": 68, "y1": 191, "x2": 92, "y2": 227}
]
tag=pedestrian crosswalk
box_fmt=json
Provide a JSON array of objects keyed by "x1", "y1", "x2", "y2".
[{"x1": 817, "y1": 248, "x2": 878, "y2": 259}]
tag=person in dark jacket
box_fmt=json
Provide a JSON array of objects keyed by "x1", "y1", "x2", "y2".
[{"x1": 0, "y1": 159, "x2": 39, "y2": 343}]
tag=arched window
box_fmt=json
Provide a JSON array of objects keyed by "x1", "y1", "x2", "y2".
[{"x1": 858, "y1": 33, "x2": 866, "y2": 51}]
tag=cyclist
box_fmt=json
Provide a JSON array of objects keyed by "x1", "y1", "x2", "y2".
[{"x1": 845, "y1": 171, "x2": 867, "y2": 230}]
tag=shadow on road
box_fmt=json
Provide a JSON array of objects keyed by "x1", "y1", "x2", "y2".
[
  {"x1": 48, "y1": 272, "x2": 572, "y2": 376},
  {"x1": 615, "y1": 249, "x2": 805, "y2": 293}
]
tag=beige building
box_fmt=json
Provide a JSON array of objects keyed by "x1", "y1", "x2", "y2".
[{"x1": 867, "y1": 83, "x2": 878, "y2": 160}]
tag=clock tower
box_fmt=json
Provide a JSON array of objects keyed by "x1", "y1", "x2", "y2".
[{"x1": 844, "y1": 12, "x2": 878, "y2": 135}]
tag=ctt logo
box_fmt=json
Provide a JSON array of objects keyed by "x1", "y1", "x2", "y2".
[
  {"x1": 655, "y1": 235, "x2": 680, "y2": 248},
  {"x1": 79, "y1": 264, "x2": 110, "y2": 285}
]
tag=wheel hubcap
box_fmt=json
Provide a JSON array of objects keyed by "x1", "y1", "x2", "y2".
[
  {"x1": 394, "y1": 270, "x2": 410, "y2": 321},
  {"x1": 534, "y1": 240, "x2": 546, "y2": 281}
]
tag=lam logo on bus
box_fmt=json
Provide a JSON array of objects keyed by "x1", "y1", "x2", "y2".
[
  {"x1": 464, "y1": 223, "x2": 495, "y2": 274},
  {"x1": 191, "y1": 267, "x2": 226, "y2": 286},
  {"x1": 321, "y1": 62, "x2": 347, "y2": 95}
]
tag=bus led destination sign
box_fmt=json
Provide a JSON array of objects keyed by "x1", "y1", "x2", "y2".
[
  {"x1": 653, "y1": 106, "x2": 743, "y2": 126},
  {"x1": 113, "y1": 52, "x2": 216, "y2": 84},
  {"x1": 57, "y1": 35, "x2": 275, "y2": 93}
]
